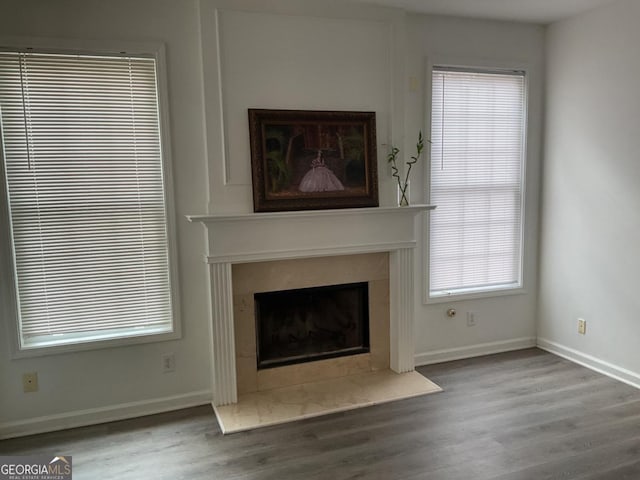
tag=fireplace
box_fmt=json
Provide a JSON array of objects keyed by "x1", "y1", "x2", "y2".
[
  {"x1": 255, "y1": 282, "x2": 370, "y2": 369},
  {"x1": 187, "y1": 205, "x2": 436, "y2": 407}
]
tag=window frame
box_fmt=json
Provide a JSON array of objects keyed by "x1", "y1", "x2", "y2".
[
  {"x1": 423, "y1": 56, "x2": 530, "y2": 304},
  {"x1": 0, "y1": 37, "x2": 181, "y2": 358}
]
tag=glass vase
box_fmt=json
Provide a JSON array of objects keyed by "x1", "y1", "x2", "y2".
[{"x1": 397, "y1": 180, "x2": 410, "y2": 207}]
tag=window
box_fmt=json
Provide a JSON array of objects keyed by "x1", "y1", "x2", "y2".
[
  {"x1": 429, "y1": 66, "x2": 526, "y2": 299},
  {"x1": 0, "y1": 48, "x2": 178, "y2": 351}
]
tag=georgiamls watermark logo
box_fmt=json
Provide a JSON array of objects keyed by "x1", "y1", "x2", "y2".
[{"x1": 0, "y1": 455, "x2": 72, "y2": 480}]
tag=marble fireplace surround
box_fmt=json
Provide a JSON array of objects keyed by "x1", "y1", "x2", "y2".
[
  {"x1": 187, "y1": 205, "x2": 436, "y2": 409},
  {"x1": 233, "y1": 252, "x2": 391, "y2": 395}
]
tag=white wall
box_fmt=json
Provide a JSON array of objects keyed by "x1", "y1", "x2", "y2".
[
  {"x1": 199, "y1": 2, "x2": 545, "y2": 363},
  {"x1": 0, "y1": 0, "x2": 212, "y2": 437},
  {"x1": 539, "y1": 0, "x2": 640, "y2": 384},
  {"x1": 0, "y1": 0, "x2": 546, "y2": 436},
  {"x1": 406, "y1": 15, "x2": 545, "y2": 363},
  {"x1": 198, "y1": 0, "x2": 405, "y2": 212}
]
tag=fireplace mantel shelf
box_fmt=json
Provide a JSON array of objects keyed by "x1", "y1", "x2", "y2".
[
  {"x1": 186, "y1": 204, "x2": 435, "y2": 223},
  {"x1": 186, "y1": 204, "x2": 436, "y2": 265}
]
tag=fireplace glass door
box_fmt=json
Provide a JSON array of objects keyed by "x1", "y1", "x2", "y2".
[{"x1": 255, "y1": 282, "x2": 370, "y2": 369}]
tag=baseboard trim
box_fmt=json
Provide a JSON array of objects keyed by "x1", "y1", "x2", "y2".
[
  {"x1": 414, "y1": 337, "x2": 536, "y2": 366},
  {"x1": 0, "y1": 390, "x2": 212, "y2": 440},
  {"x1": 537, "y1": 338, "x2": 640, "y2": 391}
]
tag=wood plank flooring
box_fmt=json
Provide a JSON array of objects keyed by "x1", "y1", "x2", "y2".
[{"x1": 2, "y1": 348, "x2": 640, "y2": 479}]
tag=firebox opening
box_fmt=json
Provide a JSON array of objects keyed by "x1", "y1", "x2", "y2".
[{"x1": 255, "y1": 282, "x2": 370, "y2": 370}]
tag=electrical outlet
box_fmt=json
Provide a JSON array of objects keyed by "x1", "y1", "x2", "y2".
[
  {"x1": 578, "y1": 318, "x2": 587, "y2": 335},
  {"x1": 467, "y1": 312, "x2": 477, "y2": 327},
  {"x1": 162, "y1": 353, "x2": 175, "y2": 373},
  {"x1": 22, "y1": 372, "x2": 38, "y2": 393}
]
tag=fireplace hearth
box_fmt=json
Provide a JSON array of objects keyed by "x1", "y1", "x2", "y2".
[{"x1": 255, "y1": 282, "x2": 370, "y2": 369}]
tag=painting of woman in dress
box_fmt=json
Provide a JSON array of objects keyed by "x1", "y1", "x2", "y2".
[
  {"x1": 248, "y1": 109, "x2": 378, "y2": 211},
  {"x1": 299, "y1": 150, "x2": 345, "y2": 193}
]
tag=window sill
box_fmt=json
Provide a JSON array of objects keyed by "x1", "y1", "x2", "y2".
[
  {"x1": 11, "y1": 328, "x2": 181, "y2": 359},
  {"x1": 424, "y1": 286, "x2": 527, "y2": 305}
]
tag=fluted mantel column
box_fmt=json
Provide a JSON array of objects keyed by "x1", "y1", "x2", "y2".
[
  {"x1": 390, "y1": 248, "x2": 415, "y2": 373},
  {"x1": 209, "y1": 262, "x2": 237, "y2": 406}
]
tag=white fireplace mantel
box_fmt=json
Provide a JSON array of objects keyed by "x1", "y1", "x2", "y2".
[
  {"x1": 187, "y1": 205, "x2": 436, "y2": 406},
  {"x1": 187, "y1": 205, "x2": 435, "y2": 264}
]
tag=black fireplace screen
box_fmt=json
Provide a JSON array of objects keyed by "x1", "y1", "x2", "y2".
[{"x1": 255, "y1": 282, "x2": 370, "y2": 369}]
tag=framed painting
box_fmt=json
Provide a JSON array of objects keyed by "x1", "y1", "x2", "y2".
[{"x1": 248, "y1": 109, "x2": 378, "y2": 212}]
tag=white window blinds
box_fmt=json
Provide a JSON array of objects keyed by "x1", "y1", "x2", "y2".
[
  {"x1": 429, "y1": 67, "x2": 526, "y2": 298},
  {"x1": 0, "y1": 50, "x2": 175, "y2": 349}
]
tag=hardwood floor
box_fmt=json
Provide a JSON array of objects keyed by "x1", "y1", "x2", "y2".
[{"x1": 2, "y1": 348, "x2": 640, "y2": 479}]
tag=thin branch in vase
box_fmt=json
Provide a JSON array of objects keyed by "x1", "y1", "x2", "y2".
[{"x1": 387, "y1": 131, "x2": 428, "y2": 206}]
